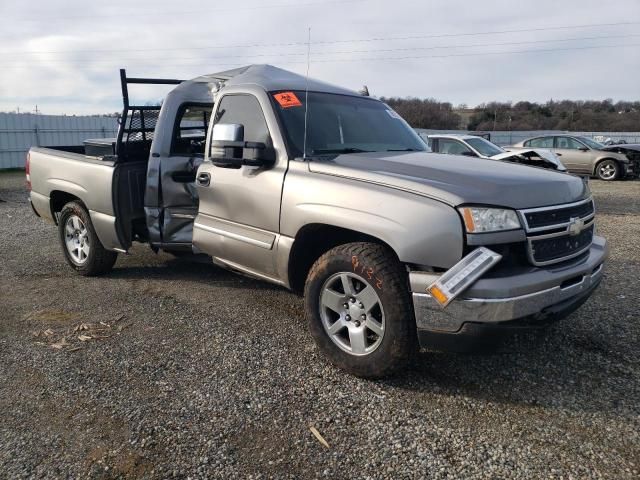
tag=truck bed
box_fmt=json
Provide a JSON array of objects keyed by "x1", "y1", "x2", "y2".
[{"x1": 28, "y1": 146, "x2": 147, "y2": 251}]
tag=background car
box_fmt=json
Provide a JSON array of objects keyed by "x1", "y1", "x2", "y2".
[
  {"x1": 422, "y1": 134, "x2": 565, "y2": 171},
  {"x1": 511, "y1": 135, "x2": 638, "y2": 180}
]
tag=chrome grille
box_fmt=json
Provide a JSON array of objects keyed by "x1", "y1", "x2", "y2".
[
  {"x1": 519, "y1": 197, "x2": 595, "y2": 266},
  {"x1": 529, "y1": 224, "x2": 594, "y2": 264}
]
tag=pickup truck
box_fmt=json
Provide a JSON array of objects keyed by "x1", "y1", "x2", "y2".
[{"x1": 27, "y1": 65, "x2": 608, "y2": 378}]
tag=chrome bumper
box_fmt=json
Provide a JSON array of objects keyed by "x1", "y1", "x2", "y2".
[{"x1": 411, "y1": 236, "x2": 608, "y2": 333}]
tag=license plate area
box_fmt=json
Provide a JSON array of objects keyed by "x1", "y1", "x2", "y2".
[{"x1": 427, "y1": 247, "x2": 502, "y2": 307}]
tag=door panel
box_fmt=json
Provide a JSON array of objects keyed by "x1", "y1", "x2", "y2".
[
  {"x1": 145, "y1": 104, "x2": 212, "y2": 246},
  {"x1": 553, "y1": 136, "x2": 591, "y2": 173},
  {"x1": 193, "y1": 93, "x2": 286, "y2": 278},
  {"x1": 160, "y1": 105, "x2": 212, "y2": 244},
  {"x1": 159, "y1": 154, "x2": 203, "y2": 244}
]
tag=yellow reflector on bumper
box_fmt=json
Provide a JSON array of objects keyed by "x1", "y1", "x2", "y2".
[{"x1": 428, "y1": 285, "x2": 449, "y2": 305}]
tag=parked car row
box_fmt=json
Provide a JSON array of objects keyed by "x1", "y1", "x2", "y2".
[
  {"x1": 421, "y1": 134, "x2": 566, "y2": 171},
  {"x1": 419, "y1": 132, "x2": 640, "y2": 181},
  {"x1": 511, "y1": 135, "x2": 640, "y2": 181}
]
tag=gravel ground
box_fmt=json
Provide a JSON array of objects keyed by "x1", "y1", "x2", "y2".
[{"x1": 0, "y1": 170, "x2": 638, "y2": 479}]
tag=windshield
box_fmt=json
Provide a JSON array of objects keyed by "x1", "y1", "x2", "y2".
[
  {"x1": 271, "y1": 91, "x2": 427, "y2": 157},
  {"x1": 466, "y1": 137, "x2": 505, "y2": 157},
  {"x1": 578, "y1": 136, "x2": 604, "y2": 150}
]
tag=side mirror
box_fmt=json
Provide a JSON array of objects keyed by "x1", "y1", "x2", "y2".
[
  {"x1": 579, "y1": 147, "x2": 589, "y2": 152},
  {"x1": 209, "y1": 123, "x2": 275, "y2": 168},
  {"x1": 460, "y1": 151, "x2": 477, "y2": 157}
]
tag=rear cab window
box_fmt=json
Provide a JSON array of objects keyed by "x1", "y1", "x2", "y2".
[{"x1": 171, "y1": 105, "x2": 213, "y2": 156}]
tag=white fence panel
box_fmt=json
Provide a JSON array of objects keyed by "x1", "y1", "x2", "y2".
[{"x1": 0, "y1": 113, "x2": 118, "y2": 169}]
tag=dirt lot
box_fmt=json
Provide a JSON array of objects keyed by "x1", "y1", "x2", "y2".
[{"x1": 1, "y1": 170, "x2": 638, "y2": 479}]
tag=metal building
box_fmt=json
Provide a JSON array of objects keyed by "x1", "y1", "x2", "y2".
[{"x1": 0, "y1": 113, "x2": 118, "y2": 169}]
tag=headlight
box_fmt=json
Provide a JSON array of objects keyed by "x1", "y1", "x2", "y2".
[{"x1": 458, "y1": 207, "x2": 521, "y2": 233}]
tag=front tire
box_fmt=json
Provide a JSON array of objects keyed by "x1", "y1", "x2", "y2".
[
  {"x1": 58, "y1": 201, "x2": 118, "y2": 276},
  {"x1": 304, "y1": 242, "x2": 416, "y2": 378},
  {"x1": 595, "y1": 159, "x2": 620, "y2": 181}
]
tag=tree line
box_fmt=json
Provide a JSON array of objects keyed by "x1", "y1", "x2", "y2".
[{"x1": 380, "y1": 97, "x2": 640, "y2": 131}]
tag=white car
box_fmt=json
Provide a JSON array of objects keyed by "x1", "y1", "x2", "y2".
[{"x1": 422, "y1": 134, "x2": 566, "y2": 171}]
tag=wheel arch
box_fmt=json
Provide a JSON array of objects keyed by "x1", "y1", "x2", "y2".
[
  {"x1": 287, "y1": 223, "x2": 398, "y2": 294},
  {"x1": 50, "y1": 190, "x2": 86, "y2": 224},
  {"x1": 593, "y1": 157, "x2": 623, "y2": 176}
]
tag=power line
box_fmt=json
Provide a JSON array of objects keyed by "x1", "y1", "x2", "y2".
[
  {"x1": 2, "y1": 21, "x2": 639, "y2": 56},
  {"x1": 1, "y1": 34, "x2": 638, "y2": 66},
  {"x1": 0, "y1": 42, "x2": 637, "y2": 69},
  {"x1": 310, "y1": 42, "x2": 640, "y2": 63},
  {"x1": 0, "y1": 0, "x2": 367, "y2": 22}
]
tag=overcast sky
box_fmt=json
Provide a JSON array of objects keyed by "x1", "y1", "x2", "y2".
[{"x1": 1, "y1": 0, "x2": 639, "y2": 115}]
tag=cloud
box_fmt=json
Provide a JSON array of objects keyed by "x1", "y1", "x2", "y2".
[{"x1": 0, "y1": 0, "x2": 638, "y2": 114}]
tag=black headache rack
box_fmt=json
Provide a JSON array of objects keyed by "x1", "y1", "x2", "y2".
[{"x1": 116, "y1": 69, "x2": 184, "y2": 162}]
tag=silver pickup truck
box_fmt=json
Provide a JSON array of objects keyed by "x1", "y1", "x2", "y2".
[{"x1": 27, "y1": 65, "x2": 608, "y2": 377}]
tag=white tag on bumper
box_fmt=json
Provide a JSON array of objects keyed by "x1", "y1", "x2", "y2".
[{"x1": 427, "y1": 247, "x2": 502, "y2": 308}]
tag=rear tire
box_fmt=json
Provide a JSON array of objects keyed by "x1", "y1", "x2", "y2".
[
  {"x1": 58, "y1": 201, "x2": 117, "y2": 276},
  {"x1": 304, "y1": 242, "x2": 416, "y2": 378},
  {"x1": 595, "y1": 159, "x2": 620, "y2": 181}
]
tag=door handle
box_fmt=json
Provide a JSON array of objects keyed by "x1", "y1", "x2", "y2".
[{"x1": 196, "y1": 172, "x2": 211, "y2": 187}]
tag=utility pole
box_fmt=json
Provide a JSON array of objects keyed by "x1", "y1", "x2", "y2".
[{"x1": 34, "y1": 105, "x2": 39, "y2": 115}]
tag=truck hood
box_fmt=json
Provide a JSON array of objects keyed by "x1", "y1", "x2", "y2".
[{"x1": 308, "y1": 151, "x2": 589, "y2": 209}]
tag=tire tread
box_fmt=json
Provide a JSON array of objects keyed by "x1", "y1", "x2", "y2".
[
  {"x1": 304, "y1": 242, "x2": 416, "y2": 378},
  {"x1": 59, "y1": 201, "x2": 118, "y2": 276}
]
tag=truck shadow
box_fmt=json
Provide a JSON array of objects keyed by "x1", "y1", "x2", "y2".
[{"x1": 385, "y1": 323, "x2": 636, "y2": 418}]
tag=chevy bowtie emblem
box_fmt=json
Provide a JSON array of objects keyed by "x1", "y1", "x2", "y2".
[{"x1": 567, "y1": 217, "x2": 585, "y2": 236}]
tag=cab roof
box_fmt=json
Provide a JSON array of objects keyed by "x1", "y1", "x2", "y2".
[{"x1": 172, "y1": 64, "x2": 360, "y2": 101}]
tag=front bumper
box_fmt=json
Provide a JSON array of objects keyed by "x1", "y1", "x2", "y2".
[
  {"x1": 411, "y1": 236, "x2": 608, "y2": 348},
  {"x1": 624, "y1": 162, "x2": 637, "y2": 177}
]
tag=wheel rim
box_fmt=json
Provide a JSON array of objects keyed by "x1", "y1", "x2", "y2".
[
  {"x1": 598, "y1": 163, "x2": 616, "y2": 180},
  {"x1": 319, "y1": 272, "x2": 385, "y2": 356},
  {"x1": 64, "y1": 215, "x2": 90, "y2": 265}
]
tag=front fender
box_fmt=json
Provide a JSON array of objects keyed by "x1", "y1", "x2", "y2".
[{"x1": 281, "y1": 163, "x2": 464, "y2": 269}]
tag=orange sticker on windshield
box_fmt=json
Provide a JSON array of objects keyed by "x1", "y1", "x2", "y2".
[{"x1": 274, "y1": 92, "x2": 302, "y2": 108}]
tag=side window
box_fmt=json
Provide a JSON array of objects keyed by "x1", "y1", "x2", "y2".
[
  {"x1": 171, "y1": 105, "x2": 212, "y2": 156},
  {"x1": 439, "y1": 139, "x2": 472, "y2": 155},
  {"x1": 213, "y1": 95, "x2": 271, "y2": 144},
  {"x1": 556, "y1": 137, "x2": 583, "y2": 150},
  {"x1": 526, "y1": 137, "x2": 554, "y2": 148}
]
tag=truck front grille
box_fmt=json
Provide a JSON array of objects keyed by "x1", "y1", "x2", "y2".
[
  {"x1": 522, "y1": 199, "x2": 594, "y2": 230},
  {"x1": 519, "y1": 198, "x2": 595, "y2": 266},
  {"x1": 529, "y1": 224, "x2": 594, "y2": 265}
]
